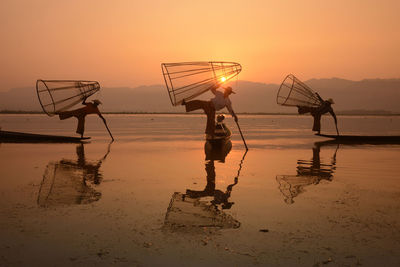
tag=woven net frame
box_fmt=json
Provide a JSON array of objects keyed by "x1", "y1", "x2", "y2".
[
  {"x1": 36, "y1": 79, "x2": 100, "y2": 116},
  {"x1": 276, "y1": 74, "x2": 322, "y2": 108},
  {"x1": 162, "y1": 61, "x2": 242, "y2": 106}
]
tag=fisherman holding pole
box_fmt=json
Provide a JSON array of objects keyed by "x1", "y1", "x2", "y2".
[
  {"x1": 182, "y1": 85, "x2": 243, "y2": 140},
  {"x1": 57, "y1": 99, "x2": 114, "y2": 141},
  {"x1": 298, "y1": 93, "x2": 339, "y2": 135},
  {"x1": 161, "y1": 61, "x2": 247, "y2": 149}
]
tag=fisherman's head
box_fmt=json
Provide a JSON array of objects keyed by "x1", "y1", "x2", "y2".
[
  {"x1": 92, "y1": 99, "x2": 102, "y2": 106},
  {"x1": 327, "y1": 98, "x2": 334, "y2": 104},
  {"x1": 223, "y1": 86, "x2": 235, "y2": 97}
]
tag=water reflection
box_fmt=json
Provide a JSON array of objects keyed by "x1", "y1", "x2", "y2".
[
  {"x1": 37, "y1": 142, "x2": 112, "y2": 207},
  {"x1": 277, "y1": 142, "x2": 338, "y2": 204},
  {"x1": 164, "y1": 141, "x2": 247, "y2": 231},
  {"x1": 204, "y1": 138, "x2": 232, "y2": 163}
]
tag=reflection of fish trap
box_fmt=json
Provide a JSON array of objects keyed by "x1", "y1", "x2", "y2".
[
  {"x1": 276, "y1": 175, "x2": 320, "y2": 204},
  {"x1": 163, "y1": 192, "x2": 240, "y2": 231},
  {"x1": 276, "y1": 74, "x2": 322, "y2": 108},
  {"x1": 161, "y1": 61, "x2": 241, "y2": 106},
  {"x1": 36, "y1": 80, "x2": 100, "y2": 116},
  {"x1": 37, "y1": 162, "x2": 101, "y2": 207}
]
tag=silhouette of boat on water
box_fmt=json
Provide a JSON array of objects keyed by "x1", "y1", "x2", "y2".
[
  {"x1": 316, "y1": 133, "x2": 400, "y2": 144},
  {"x1": 204, "y1": 115, "x2": 232, "y2": 162},
  {"x1": 0, "y1": 130, "x2": 90, "y2": 143}
]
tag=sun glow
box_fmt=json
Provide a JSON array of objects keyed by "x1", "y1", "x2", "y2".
[{"x1": 221, "y1": 77, "x2": 226, "y2": 82}]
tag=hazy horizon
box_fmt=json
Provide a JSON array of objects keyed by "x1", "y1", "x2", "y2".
[
  {"x1": 1, "y1": 78, "x2": 400, "y2": 113},
  {"x1": 2, "y1": 76, "x2": 400, "y2": 92}
]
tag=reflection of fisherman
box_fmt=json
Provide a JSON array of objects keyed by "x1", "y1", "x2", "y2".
[
  {"x1": 182, "y1": 85, "x2": 238, "y2": 139},
  {"x1": 57, "y1": 99, "x2": 114, "y2": 140},
  {"x1": 37, "y1": 142, "x2": 111, "y2": 207},
  {"x1": 297, "y1": 93, "x2": 338, "y2": 134},
  {"x1": 163, "y1": 148, "x2": 246, "y2": 230},
  {"x1": 186, "y1": 160, "x2": 237, "y2": 209},
  {"x1": 186, "y1": 134, "x2": 236, "y2": 209},
  {"x1": 297, "y1": 142, "x2": 336, "y2": 180},
  {"x1": 64, "y1": 143, "x2": 111, "y2": 184},
  {"x1": 277, "y1": 142, "x2": 337, "y2": 204}
]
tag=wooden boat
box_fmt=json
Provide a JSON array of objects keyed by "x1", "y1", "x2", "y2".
[
  {"x1": 316, "y1": 133, "x2": 400, "y2": 144},
  {"x1": 0, "y1": 130, "x2": 90, "y2": 143},
  {"x1": 205, "y1": 120, "x2": 232, "y2": 162},
  {"x1": 206, "y1": 123, "x2": 231, "y2": 146}
]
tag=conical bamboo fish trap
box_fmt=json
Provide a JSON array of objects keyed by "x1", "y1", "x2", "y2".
[{"x1": 36, "y1": 80, "x2": 100, "y2": 116}]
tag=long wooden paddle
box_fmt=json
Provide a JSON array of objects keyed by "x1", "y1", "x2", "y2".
[
  {"x1": 235, "y1": 120, "x2": 248, "y2": 150},
  {"x1": 100, "y1": 116, "x2": 114, "y2": 141}
]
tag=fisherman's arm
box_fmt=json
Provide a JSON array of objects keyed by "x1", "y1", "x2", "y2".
[
  {"x1": 316, "y1": 93, "x2": 324, "y2": 102},
  {"x1": 329, "y1": 108, "x2": 340, "y2": 135},
  {"x1": 329, "y1": 108, "x2": 337, "y2": 124},
  {"x1": 210, "y1": 84, "x2": 219, "y2": 95},
  {"x1": 82, "y1": 96, "x2": 88, "y2": 104}
]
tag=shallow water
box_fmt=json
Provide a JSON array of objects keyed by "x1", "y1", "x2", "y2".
[{"x1": 1, "y1": 114, "x2": 400, "y2": 266}]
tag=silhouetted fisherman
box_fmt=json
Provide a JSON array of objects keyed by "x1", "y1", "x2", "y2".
[
  {"x1": 298, "y1": 93, "x2": 339, "y2": 135},
  {"x1": 57, "y1": 99, "x2": 114, "y2": 140},
  {"x1": 185, "y1": 160, "x2": 237, "y2": 210},
  {"x1": 182, "y1": 85, "x2": 238, "y2": 139}
]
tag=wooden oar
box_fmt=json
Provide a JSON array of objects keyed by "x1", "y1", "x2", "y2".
[
  {"x1": 335, "y1": 121, "x2": 339, "y2": 136},
  {"x1": 235, "y1": 120, "x2": 248, "y2": 150},
  {"x1": 100, "y1": 116, "x2": 114, "y2": 141}
]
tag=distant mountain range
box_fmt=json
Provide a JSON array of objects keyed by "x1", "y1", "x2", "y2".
[{"x1": 1, "y1": 78, "x2": 399, "y2": 114}]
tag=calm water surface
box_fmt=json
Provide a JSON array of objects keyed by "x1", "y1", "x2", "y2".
[{"x1": 0, "y1": 114, "x2": 400, "y2": 266}]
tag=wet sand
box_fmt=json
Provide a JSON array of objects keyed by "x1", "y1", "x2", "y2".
[{"x1": 0, "y1": 114, "x2": 400, "y2": 266}]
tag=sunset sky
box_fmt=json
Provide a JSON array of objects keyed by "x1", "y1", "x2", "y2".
[{"x1": 0, "y1": 0, "x2": 399, "y2": 91}]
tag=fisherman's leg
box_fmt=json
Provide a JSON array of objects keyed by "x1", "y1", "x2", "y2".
[
  {"x1": 58, "y1": 111, "x2": 74, "y2": 120},
  {"x1": 312, "y1": 114, "x2": 321, "y2": 133},
  {"x1": 184, "y1": 100, "x2": 207, "y2": 112},
  {"x1": 205, "y1": 160, "x2": 216, "y2": 193},
  {"x1": 297, "y1": 106, "x2": 311, "y2": 114},
  {"x1": 76, "y1": 116, "x2": 85, "y2": 137},
  {"x1": 205, "y1": 103, "x2": 216, "y2": 136}
]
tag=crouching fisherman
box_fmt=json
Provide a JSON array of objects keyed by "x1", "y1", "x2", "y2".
[
  {"x1": 57, "y1": 99, "x2": 114, "y2": 140},
  {"x1": 182, "y1": 85, "x2": 238, "y2": 140},
  {"x1": 297, "y1": 93, "x2": 338, "y2": 135}
]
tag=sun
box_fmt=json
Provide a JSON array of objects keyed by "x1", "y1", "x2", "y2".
[{"x1": 221, "y1": 77, "x2": 226, "y2": 82}]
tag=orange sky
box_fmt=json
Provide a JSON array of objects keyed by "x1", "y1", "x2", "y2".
[{"x1": 0, "y1": 0, "x2": 399, "y2": 91}]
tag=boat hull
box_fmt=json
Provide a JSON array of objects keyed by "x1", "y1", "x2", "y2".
[
  {"x1": 0, "y1": 130, "x2": 90, "y2": 143},
  {"x1": 316, "y1": 133, "x2": 400, "y2": 144}
]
